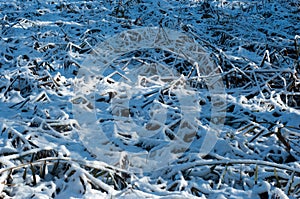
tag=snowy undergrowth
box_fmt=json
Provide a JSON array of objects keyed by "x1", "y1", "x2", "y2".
[{"x1": 0, "y1": 0, "x2": 300, "y2": 198}]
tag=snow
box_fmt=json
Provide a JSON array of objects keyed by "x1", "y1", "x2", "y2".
[{"x1": 1, "y1": 0, "x2": 300, "y2": 198}]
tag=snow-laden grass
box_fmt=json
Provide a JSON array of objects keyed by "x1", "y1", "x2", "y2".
[{"x1": 0, "y1": 0, "x2": 300, "y2": 198}]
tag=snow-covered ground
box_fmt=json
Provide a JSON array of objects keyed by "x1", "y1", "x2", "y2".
[{"x1": 0, "y1": 0, "x2": 300, "y2": 198}]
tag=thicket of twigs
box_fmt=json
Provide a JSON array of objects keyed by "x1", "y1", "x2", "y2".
[{"x1": 0, "y1": 0, "x2": 300, "y2": 198}]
